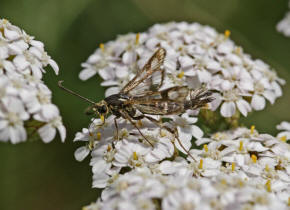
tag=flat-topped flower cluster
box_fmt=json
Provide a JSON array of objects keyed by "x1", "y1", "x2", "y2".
[
  {"x1": 84, "y1": 162, "x2": 289, "y2": 210},
  {"x1": 78, "y1": 120, "x2": 290, "y2": 209},
  {"x1": 0, "y1": 19, "x2": 65, "y2": 143},
  {"x1": 80, "y1": 22, "x2": 284, "y2": 118},
  {"x1": 76, "y1": 22, "x2": 289, "y2": 209}
]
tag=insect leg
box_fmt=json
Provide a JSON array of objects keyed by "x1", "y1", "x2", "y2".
[
  {"x1": 144, "y1": 115, "x2": 196, "y2": 161},
  {"x1": 120, "y1": 111, "x2": 153, "y2": 147},
  {"x1": 114, "y1": 117, "x2": 119, "y2": 141}
]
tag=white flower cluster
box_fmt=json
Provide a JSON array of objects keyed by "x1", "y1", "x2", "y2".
[
  {"x1": 74, "y1": 112, "x2": 203, "y2": 188},
  {"x1": 0, "y1": 19, "x2": 66, "y2": 143},
  {"x1": 76, "y1": 22, "x2": 289, "y2": 209},
  {"x1": 80, "y1": 22, "x2": 284, "y2": 118},
  {"x1": 84, "y1": 167, "x2": 289, "y2": 210},
  {"x1": 82, "y1": 126, "x2": 290, "y2": 209},
  {"x1": 277, "y1": 1, "x2": 290, "y2": 37}
]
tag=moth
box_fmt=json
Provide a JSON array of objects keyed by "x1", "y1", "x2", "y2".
[{"x1": 58, "y1": 48, "x2": 214, "y2": 160}]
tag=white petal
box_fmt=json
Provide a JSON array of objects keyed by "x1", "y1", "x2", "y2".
[
  {"x1": 159, "y1": 161, "x2": 176, "y2": 174},
  {"x1": 57, "y1": 125, "x2": 66, "y2": 142},
  {"x1": 13, "y1": 55, "x2": 29, "y2": 71},
  {"x1": 0, "y1": 120, "x2": 8, "y2": 129},
  {"x1": 3, "y1": 60, "x2": 15, "y2": 72},
  {"x1": 221, "y1": 80, "x2": 234, "y2": 91},
  {"x1": 41, "y1": 104, "x2": 59, "y2": 120},
  {"x1": 263, "y1": 90, "x2": 276, "y2": 104},
  {"x1": 251, "y1": 94, "x2": 265, "y2": 111},
  {"x1": 220, "y1": 101, "x2": 236, "y2": 117},
  {"x1": 48, "y1": 59, "x2": 59, "y2": 75},
  {"x1": 31, "y1": 65, "x2": 43, "y2": 79},
  {"x1": 175, "y1": 127, "x2": 192, "y2": 153},
  {"x1": 10, "y1": 125, "x2": 26, "y2": 143},
  {"x1": 277, "y1": 131, "x2": 290, "y2": 140},
  {"x1": 99, "y1": 67, "x2": 115, "y2": 80},
  {"x1": 179, "y1": 56, "x2": 194, "y2": 68},
  {"x1": 74, "y1": 146, "x2": 90, "y2": 161},
  {"x1": 236, "y1": 99, "x2": 251, "y2": 116},
  {"x1": 197, "y1": 70, "x2": 211, "y2": 83},
  {"x1": 210, "y1": 93, "x2": 222, "y2": 111},
  {"x1": 79, "y1": 68, "x2": 96, "y2": 80},
  {"x1": 115, "y1": 66, "x2": 129, "y2": 79},
  {"x1": 122, "y1": 51, "x2": 137, "y2": 65},
  {"x1": 30, "y1": 40, "x2": 44, "y2": 49},
  {"x1": 4, "y1": 28, "x2": 20, "y2": 40},
  {"x1": 105, "y1": 87, "x2": 119, "y2": 97},
  {"x1": 38, "y1": 124, "x2": 56, "y2": 143},
  {"x1": 0, "y1": 128, "x2": 9, "y2": 142},
  {"x1": 272, "y1": 81, "x2": 282, "y2": 97},
  {"x1": 9, "y1": 40, "x2": 28, "y2": 54},
  {"x1": 191, "y1": 125, "x2": 203, "y2": 139},
  {"x1": 276, "y1": 121, "x2": 290, "y2": 131},
  {"x1": 92, "y1": 172, "x2": 109, "y2": 188}
]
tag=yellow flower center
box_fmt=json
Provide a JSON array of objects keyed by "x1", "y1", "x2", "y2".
[
  {"x1": 251, "y1": 154, "x2": 257, "y2": 163},
  {"x1": 97, "y1": 132, "x2": 101, "y2": 140},
  {"x1": 203, "y1": 144, "x2": 208, "y2": 152},
  {"x1": 135, "y1": 33, "x2": 140, "y2": 45},
  {"x1": 250, "y1": 125, "x2": 255, "y2": 134},
  {"x1": 133, "y1": 151, "x2": 138, "y2": 160},
  {"x1": 198, "y1": 159, "x2": 203, "y2": 169},
  {"x1": 177, "y1": 71, "x2": 185, "y2": 79},
  {"x1": 265, "y1": 164, "x2": 270, "y2": 172},
  {"x1": 107, "y1": 144, "x2": 112, "y2": 152},
  {"x1": 224, "y1": 29, "x2": 231, "y2": 38},
  {"x1": 231, "y1": 162, "x2": 235, "y2": 171},
  {"x1": 239, "y1": 141, "x2": 243, "y2": 152},
  {"x1": 279, "y1": 135, "x2": 287, "y2": 142},
  {"x1": 99, "y1": 43, "x2": 105, "y2": 52},
  {"x1": 265, "y1": 180, "x2": 271, "y2": 192}
]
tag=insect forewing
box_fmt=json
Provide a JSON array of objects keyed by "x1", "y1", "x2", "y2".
[{"x1": 120, "y1": 48, "x2": 166, "y2": 96}]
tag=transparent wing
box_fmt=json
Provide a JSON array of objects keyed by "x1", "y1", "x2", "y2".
[
  {"x1": 120, "y1": 48, "x2": 166, "y2": 96},
  {"x1": 131, "y1": 86, "x2": 190, "y2": 115},
  {"x1": 131, "y1": 86, "x2": 189, "y2": 102}
]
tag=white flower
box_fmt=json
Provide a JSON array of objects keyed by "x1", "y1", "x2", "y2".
[
  {"x1": 217, "y1": 89, "x2": 252, "y2": 117},
  {"x1": 34, "y1": 104, "x2": 66, "y2": 143},
  {"x1": 277, "y1": 11, "x2": 290, "y2": 37},
  {"x1": 276, "y1": 121, "x2": 290, "y2": 141},
  {"x1": 0, "y1": 18, "x2": 65, "y2": 144},
  {"x1": 85, "y1": 167, "x2": 289, "y2": 210},
  {"x1": 170, "y1": 113, "x2": 203, "y2": 152},
  {"x1": 0, "y1": 97, "x2": 29, "y2": 143}
]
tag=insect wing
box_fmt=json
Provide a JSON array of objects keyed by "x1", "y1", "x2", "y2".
[
  {"x1": 120, "y1": 48, "x2": 166, "y2": 96},
  {"x1": 131, "y1": 86, "x2": 189, "y2": 103},
  {"x1": 160, "y1": 86, "x2": 189, "y2": 102},
  {"x1": 131, "y1": 86, "x2": 190, "y2": 115}
]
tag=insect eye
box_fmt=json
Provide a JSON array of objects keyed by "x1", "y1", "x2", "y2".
[{"x1": 98, "y1": 105, "x2": 107, "y2": 113}]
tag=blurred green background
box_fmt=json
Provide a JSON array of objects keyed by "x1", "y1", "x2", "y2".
[{"x1": 0, "y1": 0, "x2": 290, "y2": 209}]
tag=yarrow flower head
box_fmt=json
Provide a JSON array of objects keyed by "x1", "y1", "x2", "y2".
[
  {"x1": 74, "y1": 21, "x2": 288, "y2": 188},
  {"x1": 83, "y1": 167, "x2": 290, "y2": 210},
  {"x1": 75, "y1": 22, "x2": 289, "y2": 210},
  {"x1": 80, "y1": 22, "x2": 284, "y2": 119},
  {"x1": 0, "y1": 18, "x2": 65, "y2": 143}
]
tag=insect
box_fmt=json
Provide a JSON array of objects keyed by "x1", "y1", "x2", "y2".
[{"x1": 58, "y1": 48, "x2": 214, "y2": 160}]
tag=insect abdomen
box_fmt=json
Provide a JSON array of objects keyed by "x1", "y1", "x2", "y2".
[{"x1": 135, "y1": 101, "x2": 183, "y2": 115}]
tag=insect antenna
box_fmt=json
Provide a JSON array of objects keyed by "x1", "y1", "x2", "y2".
[{"x1": 58, "y1": 80, "x2": 95, "y2": 105}]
